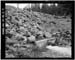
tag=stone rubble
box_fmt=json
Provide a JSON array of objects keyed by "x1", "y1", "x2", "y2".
[{"x1": 5, "y1": 5, "x2": 71, "y2": 58}]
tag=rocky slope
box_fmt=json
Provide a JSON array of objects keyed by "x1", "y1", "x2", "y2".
[{"x1": 5, "y1": 5, "x2": 71, "y2": 58}]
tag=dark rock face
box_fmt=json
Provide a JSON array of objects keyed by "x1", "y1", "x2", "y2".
[{"x1": 5, "y1": 5, "x2": 71, "y2": 58}]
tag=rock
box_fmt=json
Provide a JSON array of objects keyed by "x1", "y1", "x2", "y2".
[
  {"x1": 6, "y1": 23, "x2": 9, "y2": 27},
  {"x1": 19, "y1": 26, "x2": 24, "y2": 30},
  {"x1": 24, "y1": 44, "x2": 34, "y2": 48},
  {"x1": 47, "y1": 37, "x2": 56, "y2": 44},
  {"x1": 6, "y1": 37, "x2": 18, "y2": 43},
  {"x1": 37, "y1": 31, "x2": 43, "y2": 35},
  {"x1": 23, "y1": 36, "x2": 27, "y2": 42},
  {"x1": 28, "y1": 35, "x2": 36, "y2": 42},
  {"x1": 6, "y1": 45, "x2": 17, "y2": 51},
  {"x1": 19, "y1": 47, "x2": 26, "y2": 51},
  {"x1": 13, "y1": 43, "x2": 20, "y2": 47},
  {"x1": 6, "y1": 54, "x2": 15, "y2": 58},
  {"x1": 35, "y1": 39, "x2": 48, "y2": 49},
  {"x1": 44, "y1": 31, "x2": 52, "y2": 38}
]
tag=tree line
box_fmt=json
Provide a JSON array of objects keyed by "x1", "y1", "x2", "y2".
[{"x1": 23, "y1": 3, "x2": 72, "y2": 16}]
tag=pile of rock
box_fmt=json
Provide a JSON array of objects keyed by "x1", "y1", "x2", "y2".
[{"x1": 5, "y1": 5, "x2": 71, "y2": 58}]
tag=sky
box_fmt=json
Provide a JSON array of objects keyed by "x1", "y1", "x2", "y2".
[
  {"x1": 5, "y1": 3, "x2": 58, "y2": 9},
  {"x1": 6, "y1": 3, "x2": 31, "y2": 9}
]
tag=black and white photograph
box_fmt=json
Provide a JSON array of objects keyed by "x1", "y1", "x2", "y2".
[{"x1": 1, "y1": 1, "x2": 74, "y2": 59}]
